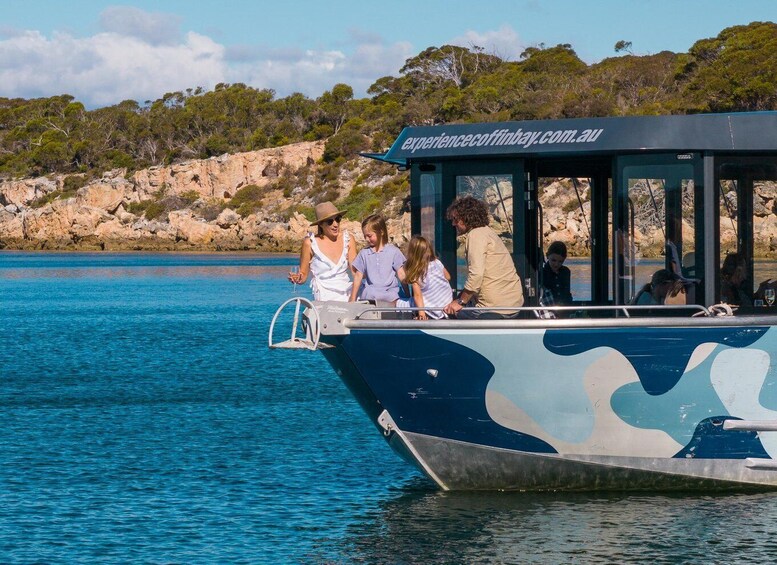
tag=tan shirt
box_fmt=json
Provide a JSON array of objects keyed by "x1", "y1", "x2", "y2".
[{"x1": 463, "y1": 226, "x2": 524, "y2": 308}]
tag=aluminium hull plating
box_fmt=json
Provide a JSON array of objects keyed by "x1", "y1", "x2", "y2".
[{"x1": 321, "y1": 317, "x2": 777, "y2": 491}]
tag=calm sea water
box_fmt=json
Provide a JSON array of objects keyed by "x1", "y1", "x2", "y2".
[{"x1": 2, "y1": 251, "x2": 777, "y2": 564}]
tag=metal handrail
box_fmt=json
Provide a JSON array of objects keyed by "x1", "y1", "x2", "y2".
[{"x1": 354, "y1": 303, "x2": 711, "y2": 320}]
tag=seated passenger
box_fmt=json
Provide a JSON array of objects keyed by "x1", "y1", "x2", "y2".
[
  {"x1": 541, "y1": 241, "x2": 573, "y2": 305},
  {"x1": 442, "y1": 196, "x2": 524, "y2": 319},
  {"x1": 633, "y1": 269, "x2": 684, "y2": 305},
  {"x1": 720, "y1": 252, "x2": 752, "y2": 307},
  {"x1": 397, "y1": 235, "x2": 453, "y2": 320}
]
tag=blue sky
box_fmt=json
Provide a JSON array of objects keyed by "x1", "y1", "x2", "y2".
[{"x1": 1, "y1": 0, "x2": 775, "y2": 108}]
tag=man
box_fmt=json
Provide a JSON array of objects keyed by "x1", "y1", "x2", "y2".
[{"x1": 443, "y1": 196, "x2": 524, "y2": 318}]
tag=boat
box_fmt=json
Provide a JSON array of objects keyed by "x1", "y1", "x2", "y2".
[{"x1": 270, "y1": 112, "x2": 777, "y2": 491}]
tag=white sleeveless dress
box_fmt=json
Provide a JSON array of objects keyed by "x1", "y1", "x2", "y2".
[{"x1": 308, "y1": 231, "x2": 353, "y2": 301}]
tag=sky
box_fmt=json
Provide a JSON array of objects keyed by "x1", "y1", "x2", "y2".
[{"x1": 1, "y1": 0, "x2": 775, "y2": 108}]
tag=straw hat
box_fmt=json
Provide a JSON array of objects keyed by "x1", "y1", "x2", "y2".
[{"x1": 312, "y1": 201, "x2": 344, "y2": 224}]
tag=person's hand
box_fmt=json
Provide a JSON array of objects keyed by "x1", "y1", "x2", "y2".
[
  {"x1": 444, "y1": 299, "x2": 463, "y2": 316},
  {"x1": 666, "y1": 280, "x2": 685, "y2": 298},
  {"x1": 416, "y1": 310, "x2": 428, "y2": 321},
  {"x1": 288, "y1": 271, "x2": 301, "y2": 284}
]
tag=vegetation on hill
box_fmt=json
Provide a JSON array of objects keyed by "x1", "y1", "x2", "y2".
[{"x1": 0, "y1": 22, "x2": 776, "y2": 189}]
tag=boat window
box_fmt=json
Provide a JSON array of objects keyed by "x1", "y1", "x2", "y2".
[
  {"x1": 419, "y1": 172, "x2": 442, "y2": 255},
  {"x1": 454, "y1": 174, "x2": 514, "y2": 290},
  {"x1": 538, "y1": 177, "x2": 593, "y2": 303},
  {"x1": 617, "y1": 159, "x2": 698, "y2": 305},
  {"x1": 717, "y1": 157, "x2": 777, "y2": 309}
]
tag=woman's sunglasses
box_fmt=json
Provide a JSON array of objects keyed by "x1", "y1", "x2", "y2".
[{"x1": 324, "y1": 215, "x2": 343, "y2": 225}]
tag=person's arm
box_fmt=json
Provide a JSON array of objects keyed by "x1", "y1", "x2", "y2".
[
  {"x1": 412, "y1": 281, "x2": 427, "y2": 320},
  {"x1": 561, "y1": 266, "x2": 572, "y2": 303},
  {"x1": 346, "y1": 232, "x2": 357, "y2": 268},
  {"x1": 289, "y1": 238, "x2": 312, "y2": 284},
  {"x1": 397, "y1": 265, "x2": 410, "y2": 298},
  {"x1": 462, "y1": 230, "x2": 485, "y2": 296},
  {"x1": 349, "y1": 270, "x2": 364, "y2": 302}
]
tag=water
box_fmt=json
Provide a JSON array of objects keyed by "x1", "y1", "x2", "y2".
[{"x1": 2, "y1": 251, "x2": 777, "y2": 564}]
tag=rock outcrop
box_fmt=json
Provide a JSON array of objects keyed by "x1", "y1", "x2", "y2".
[
  {"x1": 0, "y1": 141, "x2": 368, "y2": 251},
  {"x1": 0, "y1": 144, "x2": 774, "y2": 256}
]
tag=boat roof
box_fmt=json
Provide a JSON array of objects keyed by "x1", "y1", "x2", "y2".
[{"x1": 367, "y1": 112, "x2": 777, "y2": 165}]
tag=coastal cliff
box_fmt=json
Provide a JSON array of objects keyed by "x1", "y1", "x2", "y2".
[
  {"x1": 0, "y1": 141, "x2": 407, "y2": 252},
  {"x1": 0, "y1": 143, "x2": 775, "y2": 256}
]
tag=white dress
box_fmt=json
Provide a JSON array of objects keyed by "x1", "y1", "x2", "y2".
[{"x1": 308, "y1": 231, "x2": 353, "y2": 301}]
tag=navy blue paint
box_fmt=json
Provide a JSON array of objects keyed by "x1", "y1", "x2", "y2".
[
  {"x1": 342, "y1": 330, "x2": 557, "y2": 454},
  {"x1": 385, "y1": 112, "x2": 777, "y2": 162},
  {"x1": 544, "y1": 326, "x2": 768, "y2": 396},
  {"x1": 673, "y1": 417, "x2": 770, "y2": 460}
]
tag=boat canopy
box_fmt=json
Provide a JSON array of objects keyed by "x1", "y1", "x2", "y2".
[
  {"x1": 367, "y1": 112, "x2": 777, "y2": 166},
  {"x1": 365, "y1": 112, "x2": 777, "y2": 314}
]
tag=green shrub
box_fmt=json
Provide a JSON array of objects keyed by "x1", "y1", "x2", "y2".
[
  {"x1": 144, "y1": 201, "x2": 167, "y2": 220},
  {"x1": 230, "y1": 184, "x2": 267, "y2": 217},
  {"x1": 562, "y1": 199, "x2": 580, "y2": 213},
  {"x1": 29, "y1": 175, "x2": 88, "y2": 208},
  {"x1": 323, "y1": 129, "x2": 370, "y2": 162},
  {"x1": 336, "y1": 174, "x2": 410, "y2": 220},
  {"x1": 62, "y1": 175, "x2": 87, "y2": 192},
  {"x1": 180, "y1": 190, "x2": 201, "y2": 203}
]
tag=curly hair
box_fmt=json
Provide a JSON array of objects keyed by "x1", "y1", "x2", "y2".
[{"x1": 445, "y1": 196, "x2": 489, "y2": 230}]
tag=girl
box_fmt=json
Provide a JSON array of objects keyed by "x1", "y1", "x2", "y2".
[
  {"x1": 398, "y1": 235, "x2": 452, "y2": 320},
  {"x1": 289, "y1": 201, "x2": 356, "y2": 301},
  {"x1": 349, "y1": 214, "x2": 406, "y2": 303}
]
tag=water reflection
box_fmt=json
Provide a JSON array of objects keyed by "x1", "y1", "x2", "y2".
[
  {"x1": 340, "y1": 481, "x2": 777, "y2": 563},
  {"x1": 0, "y1": 251, "x2": 299, "y2": 279},
  {"x1": 0, "y1": 265, "x2": 293, "y2": 279}
]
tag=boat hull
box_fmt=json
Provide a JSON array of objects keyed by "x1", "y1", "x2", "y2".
[{"x1": 320, "y1": 318, "x2": 777, "y2": 491}]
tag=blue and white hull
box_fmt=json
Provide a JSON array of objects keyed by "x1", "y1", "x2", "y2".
[{"x1": 314, "y1": 304, "x2": 777, "y2": 491}]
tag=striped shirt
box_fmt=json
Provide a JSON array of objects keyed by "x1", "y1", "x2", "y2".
[{"x1": 397, "y1": 259, "x2": 453, "y2": 318}]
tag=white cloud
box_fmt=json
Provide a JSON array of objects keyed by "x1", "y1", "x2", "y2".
[
  {"x1": 0, "y1": 29, "x2": 226, "y2": 107},
  {"x1": 0, "y1": 7, "x2": 413, "y2": 107},
  {"x1": 228, "y1": 39, "x2": 412, "y2": 99},
  {"x1": 451, "y1": 25, "x2": 526, "y2": 61}
]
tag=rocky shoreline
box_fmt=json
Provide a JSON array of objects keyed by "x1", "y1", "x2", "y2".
[{"x1": 0, "y1": 141, "x2": 775, "y2": 257}]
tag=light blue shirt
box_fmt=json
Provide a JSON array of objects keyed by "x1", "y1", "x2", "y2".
[{"x1": 352, "y1": 244, "x2": 405, "y2": 302}]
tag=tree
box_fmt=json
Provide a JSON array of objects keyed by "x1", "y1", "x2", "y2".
[
  {"x1": 317, "y1": 83, "x2": 354, "y2": 134},
  {"x1": 614, "y1": 40, "x2": 633, "y2": 54},
  {"x1": 681, "y1": 22, "x2": 777, "y2": 112}
]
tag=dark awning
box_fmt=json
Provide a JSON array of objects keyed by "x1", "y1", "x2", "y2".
[{"x1": 373, "y1": 112, "x2": 777, "y2": 163}]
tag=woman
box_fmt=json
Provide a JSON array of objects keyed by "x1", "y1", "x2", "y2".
[
  {"x1": 288, "y1": 201, "x2": 356, "y2": 301},
  {"x1": 633, "y1": 269, "x2": 682, "y2": 305}
]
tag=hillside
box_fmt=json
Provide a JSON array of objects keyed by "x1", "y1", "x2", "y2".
[
  {"x1": 0, "y1": 141, "x2": 408, "y2": 251},
  {"x1": 1, "y1": 142, "x2": 774, "y2": 256},
  {"x1": 1, "y1": 22, "x2": 776, "y2": 255}
]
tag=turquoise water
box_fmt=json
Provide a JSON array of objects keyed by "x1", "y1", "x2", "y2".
[{"x1": 2, "y1": 251, "x2": 777, "y2": 564}]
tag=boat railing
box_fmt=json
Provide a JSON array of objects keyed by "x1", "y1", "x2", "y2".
[
  {"x1": 352, "y1": 303, "x2": 712, "y2": 320},
  {"x1": 268, "y1": 296, "x2": 323, "y2": 350}
]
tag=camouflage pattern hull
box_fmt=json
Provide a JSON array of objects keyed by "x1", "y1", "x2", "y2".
[{"x1": 321, "y1": 319, "x2": 777, "y2": 491}]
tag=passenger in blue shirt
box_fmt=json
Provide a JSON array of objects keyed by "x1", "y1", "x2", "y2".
[{"x1": 349, "y1": 214, "x2": 406, "y2": 304}]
